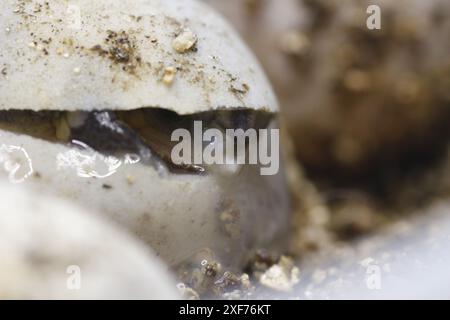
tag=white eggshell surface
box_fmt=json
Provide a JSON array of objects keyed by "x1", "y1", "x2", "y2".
[
  {"x1": 0, "y1": 182, "x2": 179, "y2": 299},
  {"x1": 0, "y1": 0, "x2": 278, "y2": 114}
]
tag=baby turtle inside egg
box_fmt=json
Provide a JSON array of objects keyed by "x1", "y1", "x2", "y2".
[
  {"x1": 0, "y1": 0, "x2": 290, "y2": 271},
  {"x1": 0, "y1": 108, "x2": 273, "y2": 174}
]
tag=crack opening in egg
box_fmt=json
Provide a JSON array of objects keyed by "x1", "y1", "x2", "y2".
[{"x1": 0, "y1": 108, "x2": 274, "y2": 175}]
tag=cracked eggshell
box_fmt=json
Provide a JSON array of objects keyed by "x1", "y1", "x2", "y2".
[
  {"x1": 0, "y1": 129, "x2": 290, "y2": 268},
  {"x1": 0, "y1": 182, "x2": 178, "y2": 299},
  {"x1": 0, "y1": 0, "x2": 277, "y2": 114},
  {"x1": 0, "y1": 0, "x2": 290, "y2": 269}
]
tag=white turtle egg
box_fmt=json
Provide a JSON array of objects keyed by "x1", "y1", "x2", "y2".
[
  {"x1": 0, "y1": 0, "x2": 290, "y2": 270},
  {"x1": 0, "y1": 182, "x2": 179, "y2": 299}
]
